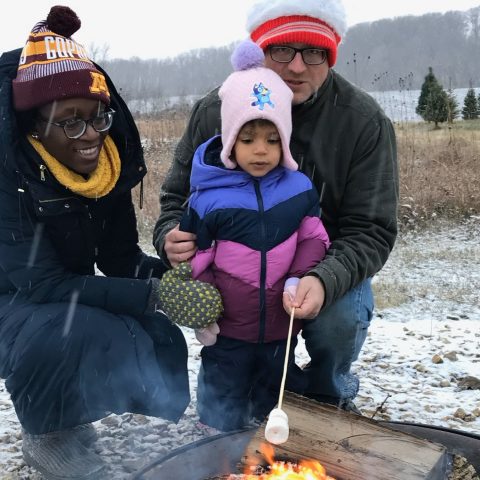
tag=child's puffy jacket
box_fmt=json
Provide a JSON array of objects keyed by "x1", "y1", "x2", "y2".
[{"x1": 180, "y1": 136, "x2": 330, "y2": 343}]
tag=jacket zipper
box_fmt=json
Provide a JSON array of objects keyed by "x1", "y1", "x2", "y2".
[
  {"x1": 39, "y1": 164, "x2": 46, "y2": 181},
  {"x1": 254, "y1": 180, "x2": 267, "y2": 343},
  {"x1": 38, "y1": 196, "x2": 77, "y2": 203}
]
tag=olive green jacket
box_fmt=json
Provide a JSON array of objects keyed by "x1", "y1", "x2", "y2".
[{"x1": 153, "y1": 70, "x2": 398, "y2": 308}]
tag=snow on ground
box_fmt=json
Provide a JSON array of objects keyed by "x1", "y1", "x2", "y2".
[{"x1": 0, "y1": 218, "x2": 479, "y2": 478}]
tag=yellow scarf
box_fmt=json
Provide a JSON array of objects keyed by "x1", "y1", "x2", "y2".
[{"x1": 28, "y1": 135, "x2": 121, "y2": 198}]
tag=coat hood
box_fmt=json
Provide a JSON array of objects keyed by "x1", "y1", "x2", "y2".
[{"x1": 190, "y1": 135, "x2": 287, "y2": 194}]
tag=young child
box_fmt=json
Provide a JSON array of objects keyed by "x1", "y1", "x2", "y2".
[{"x1": 179, "y1": 40, "x2": 330, "y2": 432}]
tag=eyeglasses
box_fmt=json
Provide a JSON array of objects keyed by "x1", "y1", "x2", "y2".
[
  {"x1": 269, "y1": 46, "x2": 328, "y2": 65},
  {"x1": 39, "y1": 109, "x2": 115, "y2": 139}
]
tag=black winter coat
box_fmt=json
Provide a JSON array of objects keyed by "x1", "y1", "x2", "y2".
[{"x1": 0, "y1": 48, "x2": 164, "y2": 315}]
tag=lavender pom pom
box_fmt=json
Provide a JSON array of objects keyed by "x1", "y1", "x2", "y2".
[{"x1": 231, "y1": 39, "x2": 265, "y2": 71}]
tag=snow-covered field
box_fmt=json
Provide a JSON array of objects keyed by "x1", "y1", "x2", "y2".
[{"x1": 1, "y1": 218, "x2": 479, "y2": 478}]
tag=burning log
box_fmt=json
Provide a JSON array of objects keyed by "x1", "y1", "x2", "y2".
[
  {"x1": 133, "y1": 393, "x2": 480, "y2": 479},
  {"x1": 241, "y1": 392, "x2": 450, "y2": 480}
]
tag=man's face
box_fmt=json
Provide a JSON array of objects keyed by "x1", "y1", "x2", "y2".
[{"x1": 264, "y1": 43, "x2": 330, "y2": 105}]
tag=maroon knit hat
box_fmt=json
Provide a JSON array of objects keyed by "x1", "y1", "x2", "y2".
[{"x1": 12, "y1": 6, "x2": 110, "y2": 111}]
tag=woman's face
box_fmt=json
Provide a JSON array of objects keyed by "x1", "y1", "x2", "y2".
[{"x1": 34, "y1": 98, "x2": 110, "y2": 175}]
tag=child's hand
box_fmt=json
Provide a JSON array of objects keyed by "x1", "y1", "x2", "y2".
[
  {"x1": 282, "y1": 277, "x2": 299, "y2": 314},
  {"x1": 195, "y1": 322, "x2": 220, "y2": 346}
]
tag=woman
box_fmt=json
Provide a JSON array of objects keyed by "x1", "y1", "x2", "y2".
[{"x1": 0, "y1": 6, "x2": 221, "y2": 479}]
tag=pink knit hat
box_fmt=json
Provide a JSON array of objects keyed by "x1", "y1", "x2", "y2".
[
  {"x1": 219, "y1": 40, "x2": 297, "y2": 171},
  {"x1": 246, "y1": 0, "x2": 347, "y2": 67}
]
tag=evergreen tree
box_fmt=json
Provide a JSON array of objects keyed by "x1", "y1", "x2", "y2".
[
  {"x1": 416, "y1": 67, "x2": 437, "y2": 118},
  {"x1": 446, "y1": 88, "x2": 459, "y2": 123},
  {"x1": 424, "y1": 83, "x2": 448, "y2": 127},
  {"x1": 415, "y1": 67, "x2": 437, "y2": 120},
  {"x1": 416, "y1": 67, "x2": 448, "y2": 127},
  {"x1": 462, "y1": 88, "x2": 478, "y2": 120}
]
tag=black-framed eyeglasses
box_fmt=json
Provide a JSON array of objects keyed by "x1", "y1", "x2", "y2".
[
  {"x1": 269, "y1": 46, "x2": 328, "y2": 65},
  {"x1": 39, "y1": 109, "x2": 116, "y2": 139}
]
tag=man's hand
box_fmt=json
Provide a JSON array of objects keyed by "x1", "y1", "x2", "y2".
[
  {"x1": 283, "y1": 275, "x2": 325, "y2": 319},
  {"x1": 164, "y1": 224, "x2": 197, "y2": 266}
]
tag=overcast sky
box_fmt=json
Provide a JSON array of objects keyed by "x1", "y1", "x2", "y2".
[{"x1": 2, "y1": 1, "x2": 479, "y2": 60}]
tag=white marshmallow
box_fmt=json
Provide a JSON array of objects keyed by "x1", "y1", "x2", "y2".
[{"x1": 265, "y1": 408, "x2": 289, "y2": 444}]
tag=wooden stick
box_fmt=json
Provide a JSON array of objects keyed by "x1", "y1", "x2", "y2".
[{"x1": 278, "y1": 307, "x2": 295, "y2": 410}]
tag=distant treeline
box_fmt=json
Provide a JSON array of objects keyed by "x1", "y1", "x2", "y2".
[{"x1": 98, "y1": 7, "x2": 480, "y2": 104}]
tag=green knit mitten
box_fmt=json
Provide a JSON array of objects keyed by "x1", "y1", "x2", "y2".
[{"x1": 156, "y1": 263, "x2": 223, "y2": 329}]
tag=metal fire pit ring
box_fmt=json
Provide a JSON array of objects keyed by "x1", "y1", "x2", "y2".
[
  {"x1": 132, "y1": 422, "x2": 480, "y2": 480},
  {"x1": 132, "y1": 428, "x2": 255, "y2": 479}
]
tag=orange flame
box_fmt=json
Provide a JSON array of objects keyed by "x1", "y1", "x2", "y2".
[{"x1": 237, "y1": 443, "x2": 336, "y2": 480}]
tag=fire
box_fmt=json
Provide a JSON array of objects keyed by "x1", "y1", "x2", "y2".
[{"x1": 236, "y1": 443, "x2": 336, "y2": 480}]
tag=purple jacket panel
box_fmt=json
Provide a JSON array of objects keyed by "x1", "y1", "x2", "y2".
[{"x1": 191, "y1": 215, "x2": 329, "y2": 342}]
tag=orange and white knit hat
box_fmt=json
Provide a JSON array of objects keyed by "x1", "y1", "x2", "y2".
[
  {"x1": 12, "y1": 6, "x2": 110, "y2": 111},
  {"x1": 246, "y1": 0, "x2": 347, "y2": 67}
]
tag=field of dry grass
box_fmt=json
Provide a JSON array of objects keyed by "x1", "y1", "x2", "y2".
[
  {"x1": 395, "y1": 120, "x2": 480, "y2": 228},
  {"x1": 133, "y1": 114, "x2": 480, "y2": 234}
]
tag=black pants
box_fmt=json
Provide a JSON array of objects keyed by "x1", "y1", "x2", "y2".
[
  {"x1": 197, "y1": 336, "x2": 306, "y2": 431},
  {"x1": 0, "y1": 298, "x2": 189, "y2": 434}
]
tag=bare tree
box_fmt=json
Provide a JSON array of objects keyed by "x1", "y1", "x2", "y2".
[{"x1": 89, "y1": 42, "x2": 111, "y2": 64}]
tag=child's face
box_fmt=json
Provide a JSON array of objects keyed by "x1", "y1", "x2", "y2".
[{"x1": 232, "y1": 121, "x2": 282, "y2": 177}]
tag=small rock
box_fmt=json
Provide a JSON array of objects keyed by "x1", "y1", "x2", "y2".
[
  {"x1": 141, "y1": 434, "x2": 159, "y2": 443},
  {"x1": 458, "y1": 376, "x2": 480, "y2": 390},
  {"x1": 120, "y1": 413, "x2": 134, "y2": 424},
  {"x1": 444, "y1": 351, "x2": 458, "y2": 361},
  {"x1": 100, "y1": 415, "x2": 120, "y2": 427},
  {"x1": 432, "y1": 354, "x2": 443, "y2": 364},
  {"x1": 132, "y1": 414, "x2": 149, "y2": 425},
  {"x1": 414, "y1": 363, "x2": 427, "y2": 372},
  {"x1": 453, "y1": 408, "x2": 467, "y2": 420}
]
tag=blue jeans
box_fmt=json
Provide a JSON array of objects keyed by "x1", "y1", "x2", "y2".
[{"x1": 301, "y1": 278, "x2": 373, "y2": 403}]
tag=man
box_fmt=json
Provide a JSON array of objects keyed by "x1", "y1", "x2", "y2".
[{"x1": 153, "y1": 0, "x2": 398, "y2": 413}]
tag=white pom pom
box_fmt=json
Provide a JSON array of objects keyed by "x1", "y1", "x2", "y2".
[{"x1": 231, "y1": 39, "x2": 265, "y2": 71}]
